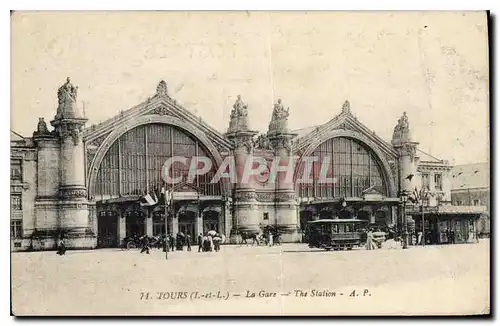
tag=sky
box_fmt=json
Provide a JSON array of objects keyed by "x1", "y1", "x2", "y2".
[{"x1": 11, "y1": 11, "x2": 489, "y2": 165}]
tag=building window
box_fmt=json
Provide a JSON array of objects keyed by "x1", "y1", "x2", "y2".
[
  {"x1": 434, "y1": 174, "x2": 442, "y2": 190},
  {"x1": 263, "y1": 212, "x2": 269, "y2": 220},
  {"x1": 11, "y1": 220, "x2": 22, "y2": 239},
  {"x1": 421, "y1": 174, "x2": 430, "y2": 189},
  {"x1": 11, "y1": 194, "x2": 22, "y2": 211},
  {"x1": 298, "y1": 137, "x2": 387, "y2": 199},
  {"x1": 473, "y1": 199, "x2": 480, "y2": 206},
  {"x1": 11, "y1": 159, "x2": 22, "y2": 181}
]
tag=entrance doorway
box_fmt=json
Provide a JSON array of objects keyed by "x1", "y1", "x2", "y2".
[
  {"x1": 178, "y1": 210, "x2": 196, "y2": 240},
  {"x1": 203, "y1": 210, "x2": 219, "y2": 233},
  {"x1": 97, "y1": 211, "x2": 118, "y2": 248},
  {"x1": 126, "y1": 211, "x2": 145, "y2": 236}
]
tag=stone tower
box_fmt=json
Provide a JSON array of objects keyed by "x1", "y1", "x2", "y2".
[
  {"x1": 47, "y1": 77, "x2": 95, "y2": 248},
  {"x1": 32, "y1": 117, "x2": 60, "y2": 249},
  {"x1": 267, "y1": 99, "x2": 300, "y2": 242},
  {"x1": 225, "y1": 95, "x2": 259, "y2": 238},
  {"x1": 391, "y1": 112, "x2": 419, "y2": 193},
  {"x1": 391, "y1": 112, "x2": 419, "y2": 234}
]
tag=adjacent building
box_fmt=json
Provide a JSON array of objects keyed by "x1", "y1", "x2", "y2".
[
  {"x1": 451, "y1": 162, "x2": 490, "y2": 236},
  {"x1": 10, "y1": 78, "x2": 485, "y2": 251}
]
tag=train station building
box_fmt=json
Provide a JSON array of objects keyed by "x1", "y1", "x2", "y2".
[{"x1": 10, "y1": 78, "x2": 487, "y2": 250}]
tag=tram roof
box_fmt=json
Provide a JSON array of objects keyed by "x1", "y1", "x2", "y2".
[{"x1": 307, "y1": 219, "x2": 367, "y2": 224}]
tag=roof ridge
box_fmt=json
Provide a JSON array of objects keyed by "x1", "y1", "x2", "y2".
[
  {"x1": 10, "y1": 130, "x2": 25, "y2": 139},
  {"x1": 416, "y1": 148, "x2": 442, "y2": 161}
]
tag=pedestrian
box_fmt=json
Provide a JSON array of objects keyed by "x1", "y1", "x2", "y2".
[
  {"x1": 169, "y1": 233, "x2": 175, "y2": 251},
  {"x1": 208, "y1": 235, "x2": 214, "y2": 252},
  {"x1": 198, "y1": 233, "x2": 203, "y2": 252},
  {"x1": 365, "y1": 229, "x2": 376, "y2": 250},
  {"x1": 163, "y1": 233, "x2": 169, "y2": 252},
  {"x1": 140, "y1": 235, "x2": 150, "y2": 254},
  {"x1": 176, "y1": 233, "x2": 184, "y2": 251},
  {"x1": 450, "y1": 230, "x2": 455, "y2": 244},
  {"x1": 268, "y1": 232, "x2": 273, "y2": 247},
  {"x1": 417, "y1": 231, "x2": 423, "y2": 245},
  {"x1": 56, "y1": 238, "x2": 66, "y2": 256},
  {"x1": 186, "y1": 234, "x2": 192, "y2": 251}
]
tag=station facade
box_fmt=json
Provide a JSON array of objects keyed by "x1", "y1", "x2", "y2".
[{"x1": 10, "y1": 79, "x2": 485, "y2": 251}]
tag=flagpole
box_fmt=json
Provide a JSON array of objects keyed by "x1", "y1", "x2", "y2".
[
  {"x1": 165, "y1": 187, "x2": 168, "y2": 260},
  {"x1": 421, "y1": 199, "x2": 425, "y2": 247}
]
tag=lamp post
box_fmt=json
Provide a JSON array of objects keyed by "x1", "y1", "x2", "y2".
[
  {"x1": 163, "y1": 201, "x2": 168, "y2": 260},
  {"x1": 401, "y1": 191, "x2": 409, "y2": 249}
]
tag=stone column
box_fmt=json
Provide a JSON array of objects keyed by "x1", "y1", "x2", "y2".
[
  {"x1": 269, "y1": 134, "x2": 300, "y2": 243},
  {"x1": 172, "y1": 215, "x2": 179, "y2": 235},
  {"x1": 145, "y1": 213, "x2": 153, "y2": 236},
  {"x1": 232, "y1": 134, "x2": 260, "y2": 234},
  {"x1": 218, "y1": 207, "x2": 225, "y2": 236},
  {"x1": 225, "y1": 95, "x2": 259, "y2": 239},
  {"x1": 194, "y1": 213, "x2": 203, "y2": 242},
  {"x1": 225, "y1": 130, "x2": 259, "y2": 238},
  {"x1": 118, "y1": 212, "x2": 126, "y2": 246},
  {"x1": 224, "y1": 200, "x2": 232, "y2": 238},
  {"x1": 50, "y1": 78, "x2": 96, "y2": 249}
]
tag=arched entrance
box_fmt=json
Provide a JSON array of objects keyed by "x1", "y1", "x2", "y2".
[
  {"x1": 89, "y1": 117, "x2": 227, "y2": 247},
  {"x1": 294, "y1": 133, "x2": 397, "y2": 232}
]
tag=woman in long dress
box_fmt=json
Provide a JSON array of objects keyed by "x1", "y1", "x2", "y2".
[{"x1": 366, "y1": 230, "x2": 376, "y2": 250}]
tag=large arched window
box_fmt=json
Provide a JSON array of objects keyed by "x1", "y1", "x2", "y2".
[
  {"x1": 94, "y1": 123, "x2": 221, "y2": 198},
  {"x1": 297, "y1": 137, "x2": 387, "y2": 198}
]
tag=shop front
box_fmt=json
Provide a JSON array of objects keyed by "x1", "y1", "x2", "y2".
[{"x1": 408, "y1": 205, "x2": 486, "y2": 245}]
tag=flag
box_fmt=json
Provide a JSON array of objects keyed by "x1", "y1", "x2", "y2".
[
  {"x1": 139, "y1": 186, "x2": 159, "y2": 207},
  {"x1": 409, "y1": 187, "x2": 420, "y2": 204},
  {"x1": 165, "y1": 189, "x2": 173, "y2": 207},
  {"x1": 151, "y1": 187, "x2": 158, "y2": 204},
  {"x1": 409, "y1": 187, "x2": 429, "y2": 205}
]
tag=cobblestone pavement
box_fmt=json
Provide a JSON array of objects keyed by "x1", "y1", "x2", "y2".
[{"x1": 11, "y1": 240, "x2": 490, "y2": 316}]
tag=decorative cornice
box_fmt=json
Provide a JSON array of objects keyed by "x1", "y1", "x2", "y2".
[
  {"x1": 256, "y1": 192, "x2": 274, "y2": 202},
  {"x1": 234, "y1": 190, "x2": 257, "y2": 201},
  {"x1": 59, "y1": 186, "x2": 88, "y2": 200}
]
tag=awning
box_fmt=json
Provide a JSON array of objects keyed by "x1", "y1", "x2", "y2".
[
  {"x1": 407, "y1": 205, "x2": 487, "y2": 216},
  {"x1": 309, "y1": 197, "x2": 401, "y2": 205}
]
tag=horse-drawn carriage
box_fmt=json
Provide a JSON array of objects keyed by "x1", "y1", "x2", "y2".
[
  {"x1": 233, "y1": 225, "x2": 283, "y2": 246},
  {"x1": 121, "y1": 234, "x2": 163, "y2": 250}
]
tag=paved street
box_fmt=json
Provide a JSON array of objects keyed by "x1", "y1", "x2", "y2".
[{"x1": 11, "y1": 240, "x2": 490, "y2": 316}]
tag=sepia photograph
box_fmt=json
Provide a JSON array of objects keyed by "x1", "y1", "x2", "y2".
[{"x1": 9, "y1": 10, "x2": 490, "y2": 316}]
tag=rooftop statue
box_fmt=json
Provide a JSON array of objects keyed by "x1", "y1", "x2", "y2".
[
  {"x1": 37, "y1": 117, "x2": 49, "y2": 134},
  {"x1": 268, "y1": 99, "x2": 290, "y2": 135},
  {"x1": 55, "y1": 77, "x2": 79, "y2": 119},
  {"x1": 391, "y1": 112, "x2": 412, "y2": 145},
  {"x1": 227, "y1": 95, "x2": 250, "y2": 133}
]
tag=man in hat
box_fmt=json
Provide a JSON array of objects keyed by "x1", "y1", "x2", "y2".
[{"x1": 140, "y1": 234, "x2": 150, "y2": 254}]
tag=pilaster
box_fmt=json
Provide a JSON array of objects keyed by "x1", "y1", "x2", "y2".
[{"x1": 267, "y1": 99, "x2": 300, "y2": 242}]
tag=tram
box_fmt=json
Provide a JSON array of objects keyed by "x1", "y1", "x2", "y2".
[{"x1": 305, "y1": 219, "x2": 367, "y2": 251}]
